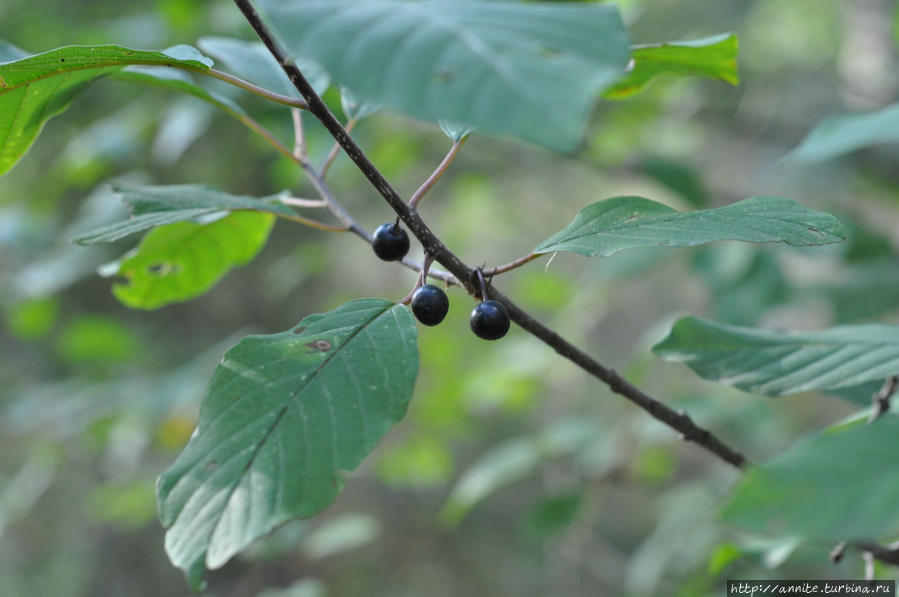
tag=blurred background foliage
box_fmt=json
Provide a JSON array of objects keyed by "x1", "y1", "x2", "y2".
[{"x1": 1, "y1": 0, "x2": 898, "y2": 595}]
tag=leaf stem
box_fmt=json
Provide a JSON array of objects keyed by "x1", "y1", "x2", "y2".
[
  {"x1": 484, "y1": 252, "x2": 543, "y2": 276},
  {"x1": 234, "y1": 0, "x2": 748, "y2": 470},
  {"x1": 280, "y1": 196, "x2": 329, "y2": 209},
  {"x1": 868, "y1": 376, "x2": 898, "y2": 423},
  {"x1": 201, "y1": 67, "x2": 308, "y2": 110},
  {"x1": 408, "y1": 137, "x2": 467, "y2": 209}
]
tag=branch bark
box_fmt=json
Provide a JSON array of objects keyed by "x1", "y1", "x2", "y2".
[{"x1": 232, "y1": 0, "x2": 748, "y2": 470}]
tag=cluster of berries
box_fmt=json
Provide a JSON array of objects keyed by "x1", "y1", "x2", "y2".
[{"x1": 372, "y1": 222, "x2": 510, "y2": 340}]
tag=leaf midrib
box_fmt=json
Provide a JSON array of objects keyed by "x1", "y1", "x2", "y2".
[
  {"x1": 191, "y1": 302, "x2": 393, "y2": 560},
  {"x1": 1, "y1": 56, "x2": 207, "y2": 92}
]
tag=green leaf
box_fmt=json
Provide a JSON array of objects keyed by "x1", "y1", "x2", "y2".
[
  {"x1": 440, "y1": 418, "x2": 597, "y2": 525},
  {"x1": 255, "y1": 0, "x2": 631, "y2": 152},
  {"x1": 439, "y1": 120, "x2": 475, "y2": 143},
  {"x1": 110, "y1": 211, "x2": 275, "y2": 310},
  {"x1": 605, "y1": 33, "x2": 739, "y2": 99},
  {"x1": 721, "y1": 416, "x2": 899, "y2": 541},
  {"x1": 0, "y1": 44, "x2": 211, "y2": 177},
  {"x1": 785, "y1": 103, "x2": 899, "y2": 164},
  {"x1": 74, "y1": 184, "x2": 295, "y2": 245},
  {"x1": 534, "y1": 196, "x2": 844, "y2": 257},
  {"x1": 520, "y1": 491, "x2": 582, "y2": 540},
  {"x1": 157, "y1": 299, "x2": 418, "y2": 588},
  {"x1": 653, "y1": 316, "x2": 899, "y2": 396},
  {"x1": 197, "y1": 36, "x2": 330, "y2": 97},
  {"x1": 340, "y1": 87, "x2": 381, "y2": 121}
]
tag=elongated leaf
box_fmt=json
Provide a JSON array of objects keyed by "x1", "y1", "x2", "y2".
[
  {"x1": 197, "y1": 36, "x2": 330, "y2": 97},
  {"x1": 111, "y1": 211, "x2": 275, "y2": 310},
  {"x1": 534, "y1": 196, "x2": 844, "y2": 257},
  {"x1": 157, "y1": 299, "x2": 418, "y2": 588},
  {"x1": 721, "y1": 416, "x2": 899, "y2": 541},
  {"x1": 653, "y1": 316, "x2": 899, "y2": 396},
  {"x1": 605, "y1": 34, "x2": 739, "y2": 99},
  {"x1": 255, "y1": 0, "x2": 631, "y2": 152},
  {"x1": 784, "y1": 103, "x2": 899, "y2": 163},
  {"x1": 74, "y1": 184, "x2": 294, "y2": 245},
  {"x1": 440, "y1": 418, "x2": 598, "y2": 525},
  {"x1": 0, "y1": 44, "x2": 211, "y2": 176}
]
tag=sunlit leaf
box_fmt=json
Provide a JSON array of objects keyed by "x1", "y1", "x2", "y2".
[
  {"x1": 721, "y1": 416, "x2": 899, "y2": 541},
  {"x1": 111, "y1": 211, "x2": 275, "y2": 310},
  {"x1": 535, "y1": 196, "x2": 844, "y2": 257},
  {"x1": 605, "y1": 33, "x2": 739, "y2": 99},
  {"x1": 255, "y1": 0, "x2": 631, "y2": 151},
  {"x1": 0, "y1": 44, "x2": 211, "y2": 176},
  {"x1": 74, "y1": 184, "x2": 294, "y2": 245},
  {"x1": 653, "y1": 316, "x2": 899, "y2": 395},
  {"x1": 157, "y1": 299, "x2": 418, "y2": 588}
]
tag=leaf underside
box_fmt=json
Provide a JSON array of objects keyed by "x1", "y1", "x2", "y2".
[
  {"x1": 157, "y1": 299, "x2": 418, "y2": 588},
  {"x1": 197, "y1": 36, "x2": 330, "y2": 97},
  {"x1": 254, "y1": 0, "x2": 631, "y2": 151},
  {"x1": 653, "y1": 315, "x2": 899, "y2": 396},
  {"x1": 534, "y1": 196, "x2": 844, "y2": 257},
  {"x1": 74, "y1": 183, "x2": 294, "y2": 245}
]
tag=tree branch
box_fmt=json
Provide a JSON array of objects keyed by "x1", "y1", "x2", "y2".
[
  {"x1": 868, "y1": 376, "x2": 898, "y2": 423},
  {"x1": 832, "y1": 540, "x2": 899, "y2": 571},
  {"x1": 232, "y1": 0, "x2": 748, "y2": 470}
]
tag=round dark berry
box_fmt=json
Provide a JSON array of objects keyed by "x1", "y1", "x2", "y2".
[
  {"x1": 372, "y1": 222, "x2": 410, "y2": 261},
  {"x1": 470, "y1": 300, "x2": 510, "y2": 340},
  {"x1": 411, "y1": 284, "x2": 449, "y2": 326}
]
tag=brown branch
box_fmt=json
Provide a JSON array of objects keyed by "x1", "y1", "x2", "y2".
[
  {"x1": 832, "y1": 540, "x2": 899, "y2": 570},
  {"x1": 868, "y1": 376, "x2": 898, "y2": 423},
  {"x1": 232, "y1": 0, "x2": 748, "y2": 470}
]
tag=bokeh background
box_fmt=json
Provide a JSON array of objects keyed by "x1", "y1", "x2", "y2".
[{"x1": 1, "y1": 0, "x2": 897, "y2": 595}]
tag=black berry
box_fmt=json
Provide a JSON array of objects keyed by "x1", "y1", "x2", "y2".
[
  {"x1": 411, "y1": 284, "x2": 449, "y2": 326},
  {"x1": 470, "y1": 300, "x2": 510, "y2": 340},
  {"x1": 372, "y1": 222, "x2": 410, "y2": 261}
]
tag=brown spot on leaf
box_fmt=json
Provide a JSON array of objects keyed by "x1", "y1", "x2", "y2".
[{"x1": 304, "y1": 339, "x2": 332, "y2": 353}]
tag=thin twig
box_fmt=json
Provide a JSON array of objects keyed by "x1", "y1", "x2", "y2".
[
  {"x1": 233, "y1": 0, "x2": 748, "y2": 469},
  {"x1": 408, "y1": 137, "x2": 467, "y2": 209},
  {"x1": 203, "y1": 68, "x2": 308, "y2": 110},
  {"x1": 280, "y1": 196, "x2": 329, "y2": 209},
  {"x1": 485, "y1": 253, "x2": 544, "y2": 277},
  {"x1": 868, "y1": 376, "x2": 898, "y2": 423},
  {"x1": 833, "y1": 541, "x2": 899, "y2": 572},
  {"x1": 321, "y1": 118, "x2": 358, "y2": 179},
  {"x1": 276, "y1": 212, "x2": 349, "y2": 232}
]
